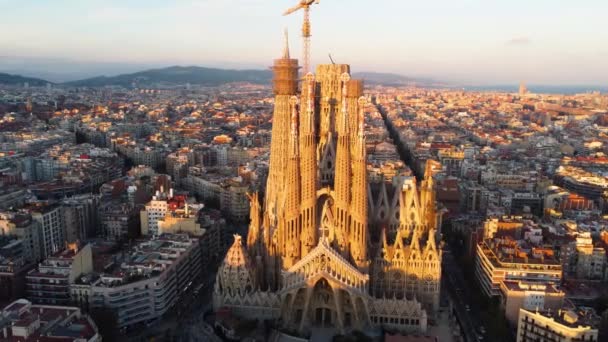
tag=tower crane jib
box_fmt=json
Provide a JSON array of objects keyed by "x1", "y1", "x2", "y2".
[{"x1": 283, "y1": 0, "x2": 320, "y2": 76}]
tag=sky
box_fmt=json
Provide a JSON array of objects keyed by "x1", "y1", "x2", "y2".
[{"x1": 0, "y1": 0, "x2": 607, "y2": 85}]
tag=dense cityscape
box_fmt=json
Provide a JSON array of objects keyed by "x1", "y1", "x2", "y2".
[{"x1": 1, "y1": 2, "x2": 608, "y2": 342}]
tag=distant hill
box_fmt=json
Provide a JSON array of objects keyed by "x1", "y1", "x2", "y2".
[
  {"x1": 0, "y1": 62, "x2": 447, "y2": 89},
  {"x1": 64, "y1": 65, "x2": 438, "y2": 88},
  {"x1": 65, "y1": 66, "x2": 273, "y2": 87},
  {"x1": 0, "y1": 72, "x2": 51, "y2": 86},
  {"x1": 352, "y1": 72, "x2": 435, "y2": 86}
]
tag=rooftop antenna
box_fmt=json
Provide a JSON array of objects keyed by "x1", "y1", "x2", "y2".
[{"x1": 328, "y1": 53, "x2": 335, "y2": 65}]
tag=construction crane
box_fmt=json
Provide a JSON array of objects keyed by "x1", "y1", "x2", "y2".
[{"x1": 283, "y1": 0, "x2": 320, "y2": 76}]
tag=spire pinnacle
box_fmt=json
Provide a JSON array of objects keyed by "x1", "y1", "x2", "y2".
[
  {"x1": 339, "y1": 73, "x2": 351, "y2": 134},
  {"x1": 282, "y1": 28, "x2": 290, "y2": 59}
]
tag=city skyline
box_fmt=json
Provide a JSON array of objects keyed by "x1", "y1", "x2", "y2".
[
  {"x1": 1, "y1": 0, "x2": 607, "y2": 85},
  {"x1": 0, "y1": 2, "x2": 607, "y2": 341}
]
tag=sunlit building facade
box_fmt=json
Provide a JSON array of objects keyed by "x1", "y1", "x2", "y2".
[{"x1": 213, "y1": 40, "x2": 442, "y2": 335}]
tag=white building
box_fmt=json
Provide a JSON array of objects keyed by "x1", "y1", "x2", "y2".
[
  {"x1": 140, "y1": 187, "x2": 175, "y2": 236},
  {"x1": 71, "y1": 234, "x2": 202, "y2": 328},
  {"x1": 30, "y1": 204, "x2": 65, "y2": 259},
  {"x1": 517, "y1": 308, "x2": 599, "y2": 342}
]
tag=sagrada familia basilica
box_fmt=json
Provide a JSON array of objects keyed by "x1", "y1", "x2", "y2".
[{"x1": 213, "y1": 35, "x2": 444, "y2": 335}]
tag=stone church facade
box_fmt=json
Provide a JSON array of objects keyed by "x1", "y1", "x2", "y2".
[{"x1": 213, "y1": 38, "x2": 442, "y2": 336}]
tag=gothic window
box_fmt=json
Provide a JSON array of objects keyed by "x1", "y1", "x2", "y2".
[{"x1": 320, "y1": 199, "x2": 334, "y2": 240}]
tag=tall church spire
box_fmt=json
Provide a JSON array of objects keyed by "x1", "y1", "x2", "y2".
[
  {"x1": 350, "y1": 95, "x2": 368, "y2": 270},
  {"x1": 333, "y1": 73, "x2": 352, "y2": 256},
  {"x1": 262, "y1": 37, "x2": 301, "y2": 289},
  {"x1": 282, "y1": 28, "x2": 291, "y2": 59},
  {"x1": 281, "y1": 96, "x2": 302, "y2": 268},
  {"x1": 300, "y1": 73, "x2": 318, "y2": 255}
]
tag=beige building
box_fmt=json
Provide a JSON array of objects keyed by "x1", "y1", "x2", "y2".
[
  {"x1": 141, "y1": 187, "x2": 206, "y2": 236},
  {"x1": 483, "y1": 216, "x2": 525, "y2": 239},
  {"x1": 500, "y1": 281, "x2": 564, "y2": 326},
  {"x1": 561, "y1": 233, "x2": 608, "y2": 281},
  {"x1": 475, "y1": 237, "x2": 562, "y2": 297},
  {"x1": 140, "y1": 194, "x2": 170, "y2": 236},
  {"x1": 26, "y1": 243, "x2": 93, "y2": 305},
  {"x1": 181, "y1": 166, "x2": 223, "y2": 202},
  {"x1": 157, "y1": 204, "x2": 204, "y2": 236},
  {"x1": 517, "y1": 308, "x2": 599, "y2": 342},
  {"x1": 219, "y1": 177, "x2": 250, "y2": 222},
  {"x1": 213, "y1": 41, "x2": 441, "y2": 336},
  {"x1": 0, "y1": 212, "x2": 42, "y2": 262}
]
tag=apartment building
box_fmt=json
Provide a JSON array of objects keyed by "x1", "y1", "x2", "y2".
[
  {"x1": 26, "y1": 244, "x2": 93, "y2": 305},
  {"x1": 71, "y1": 234, "x2": 201, "y2": 328},
  {"x1": 0, "y1": 298, "x2": 101, "y2": 341},
  {"x1": 517, "y1": 308, "x2": 598, "y2": 342},
  {"x1": 500, "y1": 280, "x2": 564, "y2": 326},
  {"x1": 29, "y1": 204, "x2": 65, "y2": 259},
  {"x1": 475, "y1": 237, "x2": 562, "y2": 297}
]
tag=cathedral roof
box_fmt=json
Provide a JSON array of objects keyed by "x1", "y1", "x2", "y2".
[
  {"x1": 217, "y1": 234, "x2": 255, "y2": 294},
  {"x1": 288, "y1": 238, "x2": 366, "y2": 278},
  {"x1": 282, "y1": 238, "x2": 369, "y2": 295},
  {"x1": 223, "y1": 234, "x2": 252, "y2": 270}
]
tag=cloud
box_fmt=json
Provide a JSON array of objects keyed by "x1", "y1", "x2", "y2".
[{"x1": 506, "y1": 37, "x2": 531, "y2": 46}]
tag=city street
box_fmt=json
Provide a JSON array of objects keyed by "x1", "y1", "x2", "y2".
[
  {"x1": 123, "y1": 271, "x2": 219, "y2": 342},
  {"x1": 443, "y1": 249, "x2": 486, "y2": 342}
]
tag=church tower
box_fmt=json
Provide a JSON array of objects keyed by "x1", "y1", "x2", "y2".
[
  {"x1": 266, "y1": 31, "x2": 300, "y2": 230},
  {"x1": 262, "y1": 33, "x2": 299, "y2": 289}
]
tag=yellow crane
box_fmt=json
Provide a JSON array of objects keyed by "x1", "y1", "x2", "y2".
[{"x1": 283, "y1": 0, "x2": 320, "y2": 75}]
